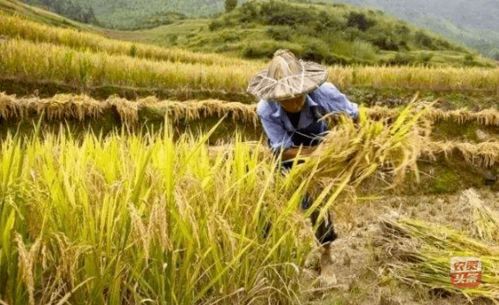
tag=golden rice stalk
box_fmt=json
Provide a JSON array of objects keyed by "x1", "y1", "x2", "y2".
[
  {"x1": 15, "y1": 234, "x2": 42, "y2": 305},
  {"x1": 0, "y1": 92, "x2": 109, "y2": 121},
  {"x1": 381, "y1": 217, "x2": 499, "y2": 303},
  {"x1": 367, "y1": 106, "x2": 499, "y2": 126},
  {"x1": 288, "y1": 99, "x2": 431, "y2": 191},
  {"x1": 0, "y1": 92, "x2": 260, "y2": 127},
  {"x1": 459, "y1": 189, "x2": 499, "y2": 242},
  {"x1": 422, "y1": 141, "x2": 499, "y2": 167}
]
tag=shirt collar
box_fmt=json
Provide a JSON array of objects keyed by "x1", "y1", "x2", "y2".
[{"x1": 270, "y1": 94, "x2": 318, "y2": 130}]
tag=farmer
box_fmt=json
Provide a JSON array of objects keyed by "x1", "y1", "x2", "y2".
[{"x1": 247, "y1": 49, "x2": 359, "y2": 274}]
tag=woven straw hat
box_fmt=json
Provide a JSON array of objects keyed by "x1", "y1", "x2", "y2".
[{"x1": 247, "y1": 49, "x2": 328, "y2": 101}]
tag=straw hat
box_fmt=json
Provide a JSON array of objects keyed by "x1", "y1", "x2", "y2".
[{"x1": 247, "y1": 49, "x2": 328, "y2": 101}]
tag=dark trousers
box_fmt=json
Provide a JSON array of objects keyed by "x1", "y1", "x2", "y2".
[
  {"x1": 279, "y1": 160, "x2": 338, "y2": 246},
  {"x1": 269, "y1": 116, "x2": 337, "y2": 245},
  {"x1": 301, "y1": 193, "x2": 337, "y2": 245}
]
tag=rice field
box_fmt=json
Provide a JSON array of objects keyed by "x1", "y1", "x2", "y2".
[
  {"x1": 0, "y1": 12, "x2": 250, "y2": 67},
  {"x1": 0, "y1": 101, "x2": 438, "y2": 305},
  {"x1": 0, "y1": 33, "x2": 498, "y2": 97},
  {"x1": 0, "y1": 7, "x2": 498, "y2": 305}
]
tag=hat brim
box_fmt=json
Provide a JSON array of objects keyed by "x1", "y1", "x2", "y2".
[{"x1": 247, "y1": 60, "x2": 328, "y2": 101}]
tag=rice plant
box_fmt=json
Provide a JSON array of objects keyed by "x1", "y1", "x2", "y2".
[
  {"x1": 0, "y1": 126, "x2": 318, "y2": 305},
  {"x1": 0, "y1": 12, "x2": 251, "y2": 67},
  {"x1": 0, "y1": 101, "x2": 432, "y2": 304},
  {"x1": 1, "y1": 38, "x2": 498, "y2": 95},
  {"x1": 2, "y1": 92, "x2": 498, "y2": 128}
]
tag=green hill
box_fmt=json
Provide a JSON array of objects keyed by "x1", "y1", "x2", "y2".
[
  {"x1": 106, "y1": 1, "x2": 492, "y2": 67},
  {"x1": 0, "y1": 0, "x2": 92, "y2": 29},
  {"x1": 3, "y1": 0, "x2": 494, "y2": 67},
  {"x1": 327, "y1": 0, "x2": 499, "y2": 59},
  {"x1": 22, "y1": 0, "x2": 497, "y2": 60}
]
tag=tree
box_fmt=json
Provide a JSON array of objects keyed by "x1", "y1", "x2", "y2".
[{"x1": 225, "y1": 0, "x2": 238, "y2": 13}]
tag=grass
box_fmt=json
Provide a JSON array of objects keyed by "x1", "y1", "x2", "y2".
[{"x1": 105, "y1": 0, "x2": 495, "y2": 67}]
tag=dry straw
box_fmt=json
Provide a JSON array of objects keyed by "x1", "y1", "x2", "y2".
[
  {"x1": 0, "y1": 92, "x2": 258, "y2": 126},
  {"x1": 368, "y1": 105, "x2": 499, "y2": 126},
  {"x1": 2, "y1": 92, "x2": 498, "y2": 128},
  {"x1": 422, "y1": 141, "x2": 499, "y2": 167},
  {"x1": 381, "y1": 216, "x2": 499, "y2": 303}
]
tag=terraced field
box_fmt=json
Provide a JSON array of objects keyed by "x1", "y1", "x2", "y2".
[{"x1": 0, "y1": 3, "x2": 498, "y2": 305}]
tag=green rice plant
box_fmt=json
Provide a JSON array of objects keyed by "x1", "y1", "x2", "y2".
[{"x1": 381, "y1": 217, "x2": 499, "y2": 303}]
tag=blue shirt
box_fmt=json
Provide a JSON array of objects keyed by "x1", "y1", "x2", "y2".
[{"x1": 256, "y1": 82, "x2": 359, "y2": 152}]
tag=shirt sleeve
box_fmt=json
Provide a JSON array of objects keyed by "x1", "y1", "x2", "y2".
[
  {"x1": 315, "y1": 82, "x2": 359, "y2": 120},
  {"x1": 256, "y1": 100, "x2": 294, "y2": 152},
  {"x1": 259, "y1": 116, "x2": 294, "y2": 153}
]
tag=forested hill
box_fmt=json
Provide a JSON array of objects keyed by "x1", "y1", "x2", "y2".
[{"x1": 331, "y1": 0, "x2": 499, "y2": 59}]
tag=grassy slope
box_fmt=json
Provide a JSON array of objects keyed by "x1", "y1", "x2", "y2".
[
  {"x1": 332, "y1": 0, "x2": 499, "y2": 58},
  {"x1": 103, "y1": 1, "x2": 494, "y2": 67},
  {"x1": 0, "y1": 0, "x2": 95, "y2": 30},
  {"x1": 21, "y1": 0, "x2": 499, "y2": 60},
  {"x1": 4, "y1": 0, "x2": 494, "y2": 67}
]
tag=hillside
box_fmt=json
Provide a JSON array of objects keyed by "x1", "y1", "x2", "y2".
[
  {"x1": 330, "y1": 0, "x2": 499, "y2": 59},
  {"x1": 106, "y1": 1, "x2": 492, "y2": 67},
  {"x1": 0, "y1": 0, "x2": 93, "y2": 29},
  {"x1": 19, "y1": 0, "x2": 499, "y2": 59}
]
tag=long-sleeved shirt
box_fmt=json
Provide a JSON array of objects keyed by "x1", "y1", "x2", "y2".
[{"x1": 256, "y1": 82, "x2": 359, "y2": 152}]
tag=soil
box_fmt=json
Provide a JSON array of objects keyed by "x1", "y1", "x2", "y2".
[{"x1": 304, "y1": 187, "x2": 498, "y2": 305}]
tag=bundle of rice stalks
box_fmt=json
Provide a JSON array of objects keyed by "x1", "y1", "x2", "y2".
[
  {"x1": 459, "y1": 189, "x2": 499, "y2": 242},
  {"x1": 0, "y1": 92, "x2": 111, "y2": 121},
  {"x1": 422, "y1": 141, "x2": 499, "y2": 167},
  {"x1": 367, "y1": 106, "x2": 499, "y2": 126},
  {"x1": 0, "y1": 92, "x2": 259, "y2": 127},
  {"x1": 381, "y1": 217, "x2": 499, "y2": 303},
  {"x1": 288, "y1": 99, "x2": 431, "y2": 191},
  {"x1": 142, "y1": 97, "x2": 258, "y2": 126}
]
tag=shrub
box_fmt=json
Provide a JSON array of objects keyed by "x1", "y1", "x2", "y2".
[
  {"x1": 346, "y1": 12, "x2": 376, "y2": 31},
  {"x1": 225, "y1": 0, "x2": 238, "y2": 13},
  {"x1": 415, "y1": 31, "x2": 435, "y2": 49},
  {"x1": 267, "y1": 26, "x2": 293, "y2": 41},
  {"x1": 417, "y1": 52, "x2": 434, "y2": 64},
  {"x1": 208, "y1": 19, "x2": 224, "y2": 31},
  {"x1": 241, "y1": 40, "x2": 302, "y2": 59}
]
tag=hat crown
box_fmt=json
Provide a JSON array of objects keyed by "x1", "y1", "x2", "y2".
[{"x1": 267, "y1": 49, "x2": 302, "y2": 80}]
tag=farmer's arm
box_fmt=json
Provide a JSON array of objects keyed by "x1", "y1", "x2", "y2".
[
  {"x1": 314, "y1": 82, "x2": 359, "y2": 121},
  {"x1": 257, "y1": 108, "x2": 315, "y2": 160}
]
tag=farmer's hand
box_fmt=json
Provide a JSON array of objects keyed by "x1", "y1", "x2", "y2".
[{"x1": 281, "y1": 146, "x2": 317, "y2": 161}]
